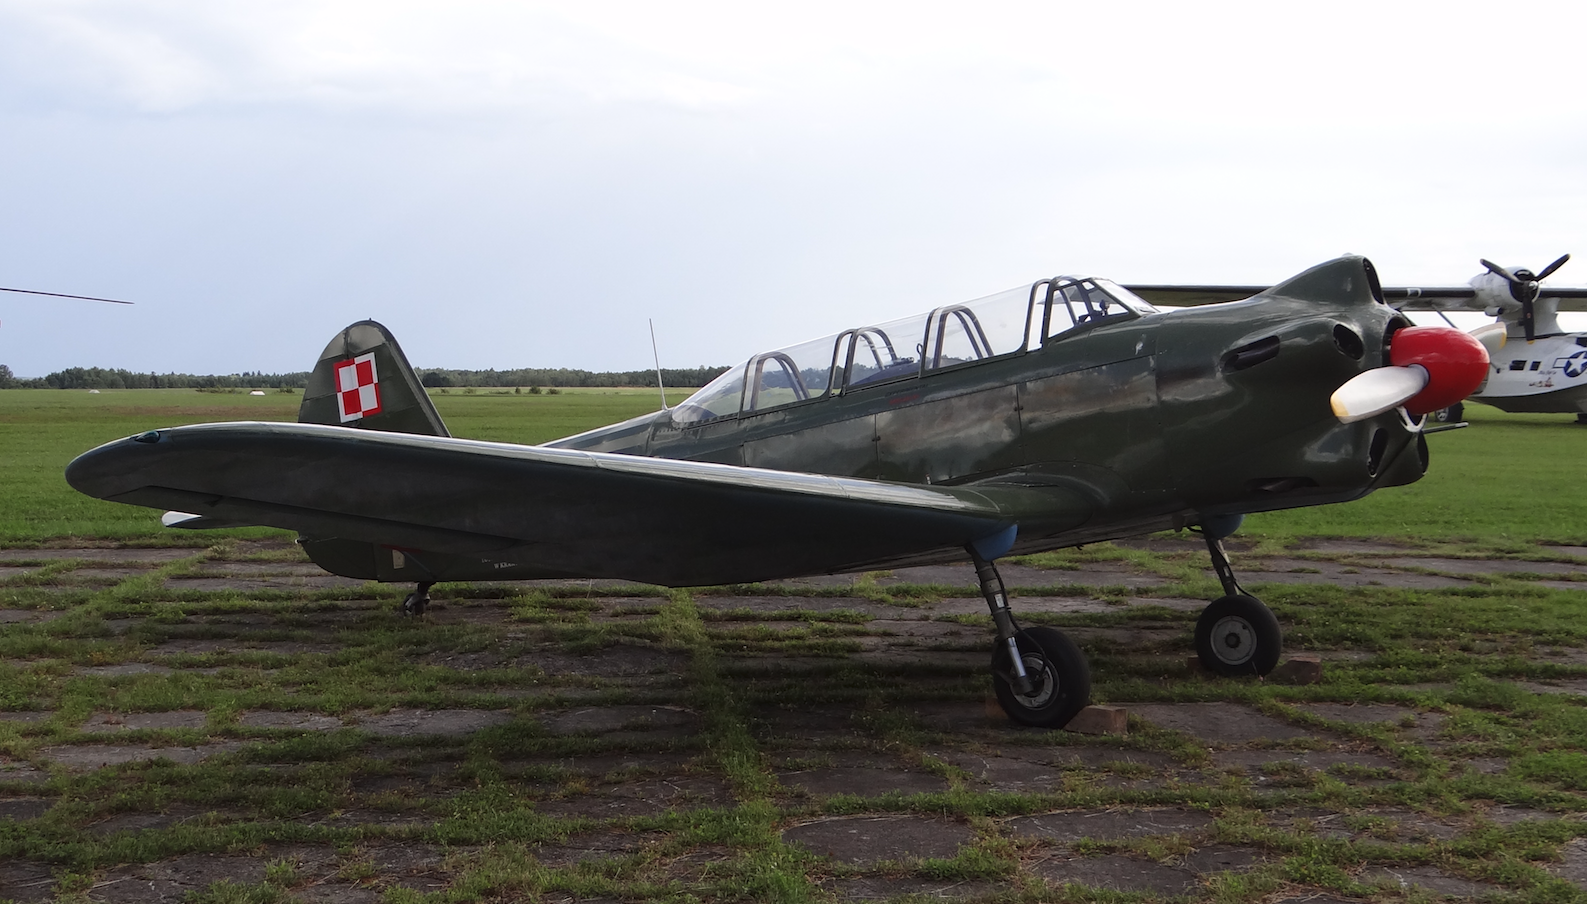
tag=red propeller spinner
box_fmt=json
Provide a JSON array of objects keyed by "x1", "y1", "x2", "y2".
[{"x1": 1331, "y1": 326, "x2": 1489, "y2": 423}]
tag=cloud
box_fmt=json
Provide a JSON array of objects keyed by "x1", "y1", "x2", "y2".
[{"x1": 0, "y1": 1, "x2": 762, "y2": 115}]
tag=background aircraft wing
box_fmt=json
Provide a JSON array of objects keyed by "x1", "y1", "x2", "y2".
[
  {"x1": 1381, "y1": 286, "x2": 1587, "y2": 312},
  {"x1": 67, "y1": 422, "x2": 1093, "y2": 586},
  {"x1": 1128, "y1": 283, "x2": 1587, "y2": 311}
]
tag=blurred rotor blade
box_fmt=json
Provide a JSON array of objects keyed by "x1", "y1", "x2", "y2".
[
  {"x1": 0, "y1": 286, "x2": 134, "y2": 305},
  {"x1": 1537, "y1": 253, "x2": 1571, "y2": 281},
  {"x1": 1331, "y1": 366, "x2": 1427, "y2": 424}
]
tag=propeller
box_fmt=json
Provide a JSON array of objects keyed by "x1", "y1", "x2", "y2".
[
  {"x1": 1331, "y1": 326, "x2": 1489, "y2": 424},
  {"x1": 1480, "y1": 254, "x2": 1569, "y2": 342},
  {"x1": 0, "y1": 286, "x2": 134, "y2": 304}
]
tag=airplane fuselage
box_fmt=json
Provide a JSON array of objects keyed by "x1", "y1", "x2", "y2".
[
  {"x1": 66, "y1": 256, "x2": 1450, "y2": 588},
  {"x1": 546, "y1": 257, "x2": 1426, "y2": 561},
  {"x1": 1474, "y1": 332, "x2": 1587, "y2": 413}
]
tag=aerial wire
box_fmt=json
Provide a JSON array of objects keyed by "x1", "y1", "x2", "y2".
[{"x1": 649, "y1": 319, "x2": 668, "y2": 411}]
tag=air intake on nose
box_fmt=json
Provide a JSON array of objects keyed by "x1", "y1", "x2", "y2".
[
  {"x1": 1367, "y1": 428, "x2": 1388, "y2": 476},
  {"x1": 1332, "y1": 325, "x2": 1364, "y2": 360},
  {"x1": 1222, "y1": 336, "x2": 1280, "y2": 373}
]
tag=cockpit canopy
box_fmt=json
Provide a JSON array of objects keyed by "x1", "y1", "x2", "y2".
[{"x1": 671, "y1": 276, "x2": 1158, "y2": 427}]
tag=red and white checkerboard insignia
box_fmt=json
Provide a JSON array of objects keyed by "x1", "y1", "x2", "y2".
[{"x1": 334, "y1": 352, "x2": 382, "y2": 422}]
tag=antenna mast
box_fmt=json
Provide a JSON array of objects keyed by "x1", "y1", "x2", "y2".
[{"x1": 649, "y1": 319, "x2": 668, "y2": 411}]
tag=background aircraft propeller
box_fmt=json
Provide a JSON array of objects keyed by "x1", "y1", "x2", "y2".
[
  {"x1": 1480, "y1": 254, "x2": 1569, "y2": 342},
  {"x1": 0, "y1": 286, "x2": 134, "y2": 304}
]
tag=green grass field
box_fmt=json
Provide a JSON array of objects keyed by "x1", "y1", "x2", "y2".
[
  {"x1": 0, "y1": 387, "x2": 690, "y2": 543},
  {"x1": 2, "y1": 387, "x2": 1583, "y2": 546}
]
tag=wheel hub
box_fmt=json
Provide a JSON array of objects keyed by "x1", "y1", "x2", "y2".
[
  {"x1": 1016, "y1": 653, "x2": 1056, "y2": 707},
  {"x1": 1209, "y1": 615, "x2": 1255, "y2": 666}
]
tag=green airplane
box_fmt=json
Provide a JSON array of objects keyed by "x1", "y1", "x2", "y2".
[{"x1": 66, "y1": 255, "x2": 1489, "y2": 729}]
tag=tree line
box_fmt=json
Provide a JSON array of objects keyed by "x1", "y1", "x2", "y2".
[
  {"x1": 0, "y1": 366, "x2": 310, "y2": 390},
  {"x1": 0, "y1": 363, "x2": 728, "y2": 390},
  {"x1": 417, "y1": 366, "x2": 727, "y2": 389}
]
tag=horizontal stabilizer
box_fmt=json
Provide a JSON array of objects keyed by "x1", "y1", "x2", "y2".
[{"x1": 160, "y1": 511, "x2": 258, "y2": 531}]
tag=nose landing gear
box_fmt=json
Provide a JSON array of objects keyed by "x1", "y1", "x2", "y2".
[{"x1": 1194, "y1": 532, "x2": 1282, "y2": 676}]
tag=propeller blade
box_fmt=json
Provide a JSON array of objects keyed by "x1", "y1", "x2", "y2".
[
  {"x1": 1537, "y1": 253, "x2": 1571, "y2": 281},
  {"x1": 1469, "y1": 323, "x2": 1506, "y2": 356},
  {"x1": 0, "y1": 286, "x2": 135, "y2": 305},
  {"x1": 1388, "y1": 325, "x2": 1491, "y2": 416},
  {"x1": 1480, "y1": 258, "x2": 1519, "y2": 284},
  {"x1": 1331, "y1": 366, "x2": 1427, "y2": 423}
]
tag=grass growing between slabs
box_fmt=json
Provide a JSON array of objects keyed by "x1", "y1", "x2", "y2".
[{"x1": 6, "y1": 535, "x2": 1587, "y2": 901}]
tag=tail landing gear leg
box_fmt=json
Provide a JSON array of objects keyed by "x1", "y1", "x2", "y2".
[
  {"x1": 1195, "y1": 533, "x2": 1281, "y2": 676},
  {"x1": 971, "y1": 547, "x2": 1090, "y2": 728},
  {"x1": 402, "y1": 582, "x2": 433, "y2": 617}
]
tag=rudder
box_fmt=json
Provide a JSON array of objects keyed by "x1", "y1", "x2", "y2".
[{"x1": 299, "y1": 320, "x2": 450, "y2": 437}]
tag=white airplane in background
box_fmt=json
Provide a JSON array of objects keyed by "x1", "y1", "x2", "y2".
[{"x1": 1130, "y1": 255, "x2": 1587, "y2": 423}]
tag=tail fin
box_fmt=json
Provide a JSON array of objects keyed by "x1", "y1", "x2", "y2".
[{"x1": 299, "y1": 320, "x2": 450, "y2": 437}]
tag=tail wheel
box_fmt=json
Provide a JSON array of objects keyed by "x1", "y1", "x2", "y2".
[
  {"x1": 1195, "y1": 594, "x2": 1281, "y2": 676},
  {"x1": 991, "y1": 626, "x2": 1091, "y2": 728}
]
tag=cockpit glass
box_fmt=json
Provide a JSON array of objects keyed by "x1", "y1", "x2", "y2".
[
  {"x1": 923, "y1": 285, "x2": 1030, "y2": 371},
  {"x1": 744, "y1": 333, "x2": 841, "y2": 413},
  {"x1": 1093, "y1": 278, "x2": 1160, "y2": 314},
  {"x1": 670, "y1": 269, "x2": 1146, "y2": 428},
  {"x1": 845, "y1": 313, "x2": 928, "y2": 388},
  {"x1": 1046, "y1": 276, "x2": 1153, "y2": 341},
  {"x1": 670, "y1": 361, "x2": 746, "y2": 427}
]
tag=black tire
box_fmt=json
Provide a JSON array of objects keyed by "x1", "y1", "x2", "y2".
[
  {"x1": 991, "y1": 626, "x2": 1091, "y2": 728},
  {"x1": 402, "y1": 592, "x2": 428, "y2": 616},
  {"x1": 1432, "y1": 403, "x2": 1464, "y2": 423},
  {"x1": 1194, "y1": 594, "x2": 1281, "y2": 676}
]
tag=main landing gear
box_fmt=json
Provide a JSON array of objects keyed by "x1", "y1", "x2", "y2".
[
  {"x1": 401, "y1": 581, "x2": 434, "y2": 616},
  {"x1": 972, "y1": 548, "x2": 1091, "y2": 728},
  {"x1": 1195, "y1": 532, "x2": 1282, "y2": 676}
]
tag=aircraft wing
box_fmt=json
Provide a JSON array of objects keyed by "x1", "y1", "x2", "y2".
[
  {"x1": 1125, "y1": 285, "x2": 1270, "y2": 306},
  {"x1": 1128, "y1": 283, "x2": 1587, "y2": 311},
  {"x1": 66, "y1": 422, "x2": 1093, "y2": 587}
]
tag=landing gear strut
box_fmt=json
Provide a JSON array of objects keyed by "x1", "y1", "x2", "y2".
[
  {"x1": 971, "y1": 548, "x2": 1090, "y2": 728},
  {"x1": 1195, "y1": 533, "x2": 1281, "y2": 676},
  {"x1": 401, "y1": 581, "x2": 433, "y2": 616}
]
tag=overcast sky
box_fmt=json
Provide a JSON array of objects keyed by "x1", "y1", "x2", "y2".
[{"x1": 2, "y1": 0, "x2": 1585, "y2": 378}]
